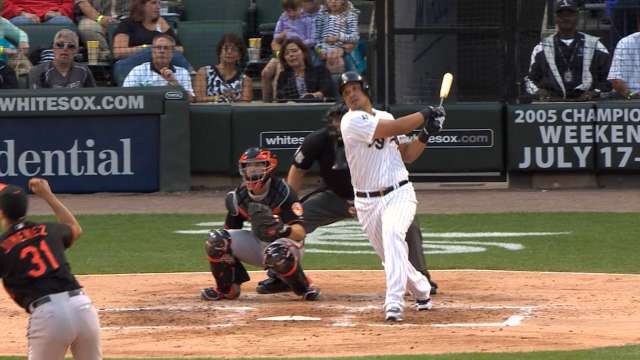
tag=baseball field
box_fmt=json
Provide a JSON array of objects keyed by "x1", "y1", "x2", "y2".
[{"x1": 1, "y1": 189, "x2": 639, "y2": 359}]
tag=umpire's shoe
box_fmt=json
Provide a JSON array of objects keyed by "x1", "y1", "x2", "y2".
[
  {"x1": 256, "y1": 274, "x2": 291, "y2": 294},
  {"x1": 201, "y1": 284, "x2": 240, "y2": 301},
  {"x1": 423, "y1": 270, "x2": 438, "y2": 295}
]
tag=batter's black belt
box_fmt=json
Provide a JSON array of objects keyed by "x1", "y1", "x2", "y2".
[
  {"x1": 28, "y1": 288, "x2": 84, "y2": 313},
  {"x1": 355, "y1": 180, "x2": 409, "y2": 198}
]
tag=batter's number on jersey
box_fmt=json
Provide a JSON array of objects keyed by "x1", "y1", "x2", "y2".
[{"x1": 19, "y1": 240, "x2": 60, "y2": 278}]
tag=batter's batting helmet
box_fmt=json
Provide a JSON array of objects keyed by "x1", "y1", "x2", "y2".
[
  {"x1": 338, "y1": 71, "x2": 369, "y2": 97},
  {"x1": 0, "y1": 183, "x2": 28, "y2": 222},
  {"x1": 238, "y1": 148, "x2": 278, "y2": 192}
]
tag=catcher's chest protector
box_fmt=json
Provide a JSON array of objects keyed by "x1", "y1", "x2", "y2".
[{"x1": 236, "y1": 179, "x2": 290, "y2": 218}]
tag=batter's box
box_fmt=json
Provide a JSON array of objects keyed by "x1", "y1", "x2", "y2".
[{"x1": 324, "y1": 304, "x2": 536, "y2": 327}]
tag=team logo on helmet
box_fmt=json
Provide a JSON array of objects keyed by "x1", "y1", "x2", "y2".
[{"x1": 238, "y1": 147, "x2": 278, "y2": 192}]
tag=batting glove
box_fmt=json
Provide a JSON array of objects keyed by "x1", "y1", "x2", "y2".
[{"x1": 418, "y1": 106, "x2": 446, "y2": 143}]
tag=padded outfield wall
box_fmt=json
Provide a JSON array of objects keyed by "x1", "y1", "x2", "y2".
[{"x1": 2, "y1": 90, "x2": 639, "y2": 193}]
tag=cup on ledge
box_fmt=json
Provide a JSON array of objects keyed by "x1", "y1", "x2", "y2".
[
  {"x1": 248, "y1": 37, "x2": 262, "y2": 49},
  {"x1": 86, "y1": 40, "x2": 99, "y2": 65},
  {"x1": 247, "y1": 47, "x2": 260, "y2": 63}
]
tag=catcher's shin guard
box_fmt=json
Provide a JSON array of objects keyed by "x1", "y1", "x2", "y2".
[
  {"x1": 264, "y1": 242, "x2": 320, "y2": 300},
  {"x1": 205, "y1": 229, "x2": 250, "y2": 295}
]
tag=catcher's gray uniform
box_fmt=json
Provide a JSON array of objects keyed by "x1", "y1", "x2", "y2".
[{"x1": 201, "y1": 176, "x2": 319, "y2": 301}]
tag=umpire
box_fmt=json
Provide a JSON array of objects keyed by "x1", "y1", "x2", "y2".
[{"x1": 256, "y1": 102, "x2": 439, "y2": 294}]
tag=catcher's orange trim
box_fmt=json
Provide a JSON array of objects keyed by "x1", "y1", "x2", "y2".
[{"x1": 281, "y1": 261, "x2": 298, "y2": 278}]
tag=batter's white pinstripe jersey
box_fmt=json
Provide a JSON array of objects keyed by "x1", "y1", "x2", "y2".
[{"x1": 340, "y1": 109, "x2": 410, "y2": 192}]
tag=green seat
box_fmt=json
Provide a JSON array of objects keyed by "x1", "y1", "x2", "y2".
[
  {"x1": 177, "y1": 20, "x2": 245, "y2": 70},
  {"x1": 18, "y1": 24, "x2": 79, "y2": 51},
  {"x1": 255, "y1": 0, "x2": 282, "y2": 36},
  {"x1": 182, "y1": 0, "x2": 250, "y2": 22}
]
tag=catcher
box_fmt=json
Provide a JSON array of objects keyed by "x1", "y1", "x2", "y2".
[{"x1": 200, "y1": 147, "x2": 320, "y2": 301}]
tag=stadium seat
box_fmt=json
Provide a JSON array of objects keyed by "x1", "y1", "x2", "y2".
[
  {"x1": 177, "y1": 20, "x2": 246, "y2": 70},
  {"x1": 182, "y1": 0, "x2": 250, "y2": 22},
  {"x1": 255, "y1": 0, "x2": 282, "y2": 36},
  {"x1": 18, "y1": 24, "x2": 79, "y2": 54}
]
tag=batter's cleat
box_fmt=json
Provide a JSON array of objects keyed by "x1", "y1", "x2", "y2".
[
  {"x1": 256, "y1": 276, "x2": 291, "y2": 294},
  {"x1": 415, "y1": 298, "x2": 433, "y2": 311},
  {"x1": 385, "y1": 305, "x2": 404, "y2": 322},
  {"x1": 302, "y1": 287, "x2": 321, "y2": 301},
  {"x1": 200, "y1": 284, "x2": 240, "y2": 301}
]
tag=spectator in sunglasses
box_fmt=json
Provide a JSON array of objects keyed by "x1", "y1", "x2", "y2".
[{"x1": 28, "y1": 29, "x2": 96, "y2": 88}]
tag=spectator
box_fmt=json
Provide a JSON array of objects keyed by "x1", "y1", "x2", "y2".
[
  {"x1": 193, "y1": 33, "x2": 252, "y2": 103},
  {"x1": 302, "y1": 0, "x2": 324, "y2": 52},
  {"x1": 608, "y1": 11, "x2": 640, "y2": 99},
  {"x1": 28, "y1": 29, "x2": 96, "y2": 88},
  {"x1": 1, "y1": 15, "x2": 31, "y2": 78},
  {"x1": 275, "y1": 37, "x2": 334, "y2": 102},
  {"x1": 123, "y1": 33, "x2": 194, "y2": 100},
  {"x1": 261, "y1": 0, "x2": 315, "y2": 102},
  {"x1": 112, "y1": 0, "x2": 192, "y2": 85},
  {"x1": 0, "y1": 15, "x2": 29, "y2": 64},
  {"x1": 74, "y1": 0, "x2": 131, "y2": 62},
  {"x1": 315, "y1": 0, "x2": 360, "y2": 74},
  {"x1": 2, "y1": 0, "x2": 74, "y2": 25},
  {"x1": 0, "y1": 62, "x2": 18, "y2": 88},
  {"x1": 525, "y1": 0, "x2": 611, "y2": 101}
]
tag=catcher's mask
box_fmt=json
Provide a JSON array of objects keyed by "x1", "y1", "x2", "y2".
[
  {"x1": 338, "y1": 71, "x2": 369, "y2": 98},
  {"x1": 238, "y1": 147, "x2": 278, "y2": 192}
]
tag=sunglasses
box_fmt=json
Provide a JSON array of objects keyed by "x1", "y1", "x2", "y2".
[{"x1": 54, "y1": 42, "x2": 77, "y2": 50}]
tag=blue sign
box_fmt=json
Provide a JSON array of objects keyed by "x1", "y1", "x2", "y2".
[{"x1": 0, "y1": 116, "x2": 159, "y2": 193}]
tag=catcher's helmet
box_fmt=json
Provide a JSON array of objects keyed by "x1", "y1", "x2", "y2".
[
  {"x1": 338, "y1": 71, "x2": 369, "y2": 97},
  {"x1": 238, "y1": 147, "x2": 278, "y2": 192}
]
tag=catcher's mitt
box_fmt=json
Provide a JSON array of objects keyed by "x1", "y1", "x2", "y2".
[{"x1": 247, "y1": 202, "x2": 285, "y2": 242}]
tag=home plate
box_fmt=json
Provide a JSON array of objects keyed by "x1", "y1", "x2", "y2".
[{"x1": 257, "y1": 316, "x2": 322, "y2": 321}]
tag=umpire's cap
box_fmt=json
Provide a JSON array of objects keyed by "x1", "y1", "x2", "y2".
[
  {"x1": 0, "y1": 183, "x2": 28, "y2": 222},
  {"x1": 556, "y1": 0, "x2": 577, "y2": 13},
  {"x1": 338, "y1": 71, "x2": 369, "y2": 96}
]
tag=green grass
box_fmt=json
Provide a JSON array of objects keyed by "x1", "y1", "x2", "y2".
[
  {"x1": 2, "y1": 344, "x2": 640, "y2": 360},
  {"x1": 29, "y1": 212, "x2": 640, "y2": 275}
]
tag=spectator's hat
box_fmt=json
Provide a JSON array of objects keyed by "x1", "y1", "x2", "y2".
[{"x1": 556, "y1": 0, "x2": 578, "y2": 13}]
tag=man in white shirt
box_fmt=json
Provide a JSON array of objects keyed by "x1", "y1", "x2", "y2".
[
  {"x1": 123, "y1": 33, "x2": 194, "y2": 100},
  {"x1": 338, "y1": 71, "x2": 446, "y2": 322},
  {"x1": 608, "y1": 17, "x2": 640, "y2": 100}
]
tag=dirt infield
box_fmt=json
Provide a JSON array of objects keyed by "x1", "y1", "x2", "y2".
[
  {"x1": 1, "y1": 270, "x2": 640, "y2": 358},
  {"x1": 2, "y1": 189, "x2": 638, "y2": 357}
]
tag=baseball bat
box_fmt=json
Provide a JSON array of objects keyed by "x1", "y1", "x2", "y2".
[{"x1": 439, "y1": 73, "x2": 453, "y2": 107}]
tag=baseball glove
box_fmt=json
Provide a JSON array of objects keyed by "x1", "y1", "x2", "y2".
[{"x1": 247, "y1": 202, "x2": 285, "y2": 242}]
